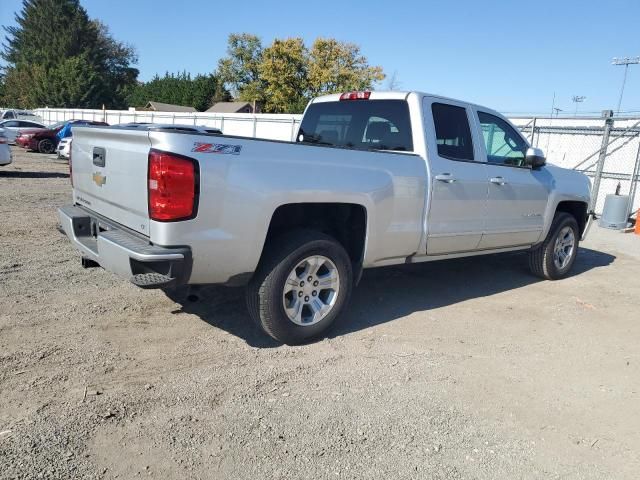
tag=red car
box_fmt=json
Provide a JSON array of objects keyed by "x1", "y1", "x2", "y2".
[{"x1": 16, "y1": 120, "x2": 108, "y2": 154}]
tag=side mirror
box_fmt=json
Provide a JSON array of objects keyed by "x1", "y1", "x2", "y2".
[{"x1": 525, "y1": 147, "x2": 546, "y2": 168}]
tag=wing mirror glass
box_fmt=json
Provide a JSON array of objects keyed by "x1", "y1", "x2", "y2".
[{"x1": 525, "y1": 147, "x2": 546, "y2": 168}]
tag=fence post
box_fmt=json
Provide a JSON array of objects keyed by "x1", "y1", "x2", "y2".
[
  {"x1": 290, "y1": 117, "x2": 296, "y2": 141},
  {"x1": 626, "y1": 140, "x2": 640, "y2": 220},
  {"x1": 253, "y1": 116, "x2": 257, "y2": 138},
  {"x1": 530, "y1": 117, "x2": 537, "y2": 144},
  {"x1": 590, "y1": 111, "x2": 615, "y2": 212},
  {"x1": 220, "y1": 116, "x2": 224, "y2": 132}
]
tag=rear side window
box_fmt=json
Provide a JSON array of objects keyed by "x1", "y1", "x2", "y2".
[
  {"x1": 431, "y1": 103, "x2": 474, "y2": 161},
  {"x1": 298, "y1": 100, "x2": 413, "y2": 152}
]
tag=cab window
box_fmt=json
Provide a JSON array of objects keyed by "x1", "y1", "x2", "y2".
[
  {"x1": 431, "y1": 103, "x2": 474, "y2": 161},
  {"x1": 478, "y1": 112, "x2": 528, "y2": 167},
  {"x1": 298, "y1": 100, "x2": 413, "y2": 152}
]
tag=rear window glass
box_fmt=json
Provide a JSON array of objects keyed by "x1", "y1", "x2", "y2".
[{"x1": 297, "y1": 100, "x2": 413, "y2": 152}]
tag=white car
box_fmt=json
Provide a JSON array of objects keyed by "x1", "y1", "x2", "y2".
[
  {"x1": 57, "y1": 137, "x2": 71, "y2": 159},
  {"x1": 1, "y1": 109, "x2": 43, "y2": 123},
  {"x1": 0, "y1": 134, "x2": 12, "y2": 166},
  {"x1": 0, "y1": 119, "x2": 46, "y2": 144}
]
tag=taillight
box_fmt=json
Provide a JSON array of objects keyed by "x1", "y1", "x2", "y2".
[
  {"x1": 69, "y1": 145, "x2": 73, "y2": 186},
  {"x1": 148, "y1": 149, "x2": 198, "y2": 222},
  {"x1": 339, "y1": 91, "x2": 371, "y2": 101}
]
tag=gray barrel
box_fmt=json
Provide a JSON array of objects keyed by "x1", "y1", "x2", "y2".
[{"x1": 599, "y1": 194, "x2": 630, "y2": 229}]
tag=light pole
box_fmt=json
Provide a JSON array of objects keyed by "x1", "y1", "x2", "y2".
[
  {"x1": 553, "y1": 107, "x2": 563, "y2": 118},
  {"x1": 612, "y1": 56, "x2": 640, "y2": 114},
  {"x1": 572, "y1": 95, "x2": 586, "y2": 116}
]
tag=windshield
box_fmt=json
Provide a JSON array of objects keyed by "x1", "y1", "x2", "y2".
[{"x1": 297, "y1": 99, "x2": 413, "y2": 152}]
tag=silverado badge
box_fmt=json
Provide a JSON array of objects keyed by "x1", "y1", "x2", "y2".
[{"x1": 92, "y1": 172, "x2": 107, "y2": 187}]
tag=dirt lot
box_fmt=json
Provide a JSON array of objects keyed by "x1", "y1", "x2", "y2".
[{"x1": 1, "y1": 147, "x2": 639, "y2": 479}]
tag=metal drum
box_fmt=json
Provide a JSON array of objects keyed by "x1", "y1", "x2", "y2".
[{"x1": 599, "y1": 194, "x2": 630, "y2": 229}]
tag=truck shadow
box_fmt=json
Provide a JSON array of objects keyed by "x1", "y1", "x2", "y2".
[{"x1": 167, "y1": 247, "x2": 615, "y2": 348}]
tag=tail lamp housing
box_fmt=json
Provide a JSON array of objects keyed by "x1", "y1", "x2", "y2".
[
  {"x1": 69, "y1": 143, "x2": 73, "y2": 186},
  {"x1": 148, "y1": 149, "x2": 199, "y2": 222}
]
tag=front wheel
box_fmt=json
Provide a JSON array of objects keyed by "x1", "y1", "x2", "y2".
[
  {"x1": 247, "y1": 230, "x2": 353, "y2": 344},
  {"x1": 528, "y1": 212, "x2": 579, "y2": 280},
  {"x1": 38, "y1": 138, "x2": 55, "y2": 154}
]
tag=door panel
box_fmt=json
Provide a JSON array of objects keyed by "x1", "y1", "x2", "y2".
[
  {"x1": 425, "y1": 100, "x2": 488, "y2": 255},
  {"x1": 475, "y1": 111, "x2": 549, "y2": 249}
]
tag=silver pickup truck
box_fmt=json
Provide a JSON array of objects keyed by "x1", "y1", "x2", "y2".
[{"x1": 59, "y1": 91, "x2": 592, "y2": 343}]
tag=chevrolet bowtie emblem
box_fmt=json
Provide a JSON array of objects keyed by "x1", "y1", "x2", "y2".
[{"x1": 92, "y1": 172, "x2": 107, "y2": 187}]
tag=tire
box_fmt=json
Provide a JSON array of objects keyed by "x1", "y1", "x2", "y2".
[
  {"x1": 38, "y1": 138, "x2": 55, "y2": 154},
  {"x1": 528, "y1": 212, "x2": 580, "y2": 280},
  {"x1": 247, "y1": 230, "x2": 353, "y2": 345}
]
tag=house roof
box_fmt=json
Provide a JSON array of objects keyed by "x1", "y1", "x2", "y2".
[
  {"x1": 144, "y1": 101, "x2": 197, "y2": 112},
  {"x1": 206, "y1": 101, "x2": 253, "y2": 113}
]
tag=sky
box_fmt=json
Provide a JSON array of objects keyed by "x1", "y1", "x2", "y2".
[{"x1": 1, "y1": 0, "x2": 640, "y2": 115}]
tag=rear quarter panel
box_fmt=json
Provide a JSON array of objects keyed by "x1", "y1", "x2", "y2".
[{"x1": 148, "y1": 131, "x2": 427, "y2": 284}]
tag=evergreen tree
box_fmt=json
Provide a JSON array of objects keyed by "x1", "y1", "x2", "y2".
[{"x1": 1, "y1": 0, "x2": 138, "y2": 108}]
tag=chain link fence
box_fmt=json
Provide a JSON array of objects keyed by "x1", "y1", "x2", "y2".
[{"x1": 514, "y1": 117, "x2": 640, "y2": 215}]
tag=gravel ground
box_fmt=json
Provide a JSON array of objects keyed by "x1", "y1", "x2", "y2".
[{"x1": 1, "y1": 147, "x2": 639, "y2": 479}]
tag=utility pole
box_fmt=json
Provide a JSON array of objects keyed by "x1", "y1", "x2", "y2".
[
  {"x1": 572, "y1": 95, "x2": 586, "y2": 116},
  {"x1": 612, "y1": 56, "x2": 640, "y2": 114}
]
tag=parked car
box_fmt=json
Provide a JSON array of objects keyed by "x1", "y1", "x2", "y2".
[
  {"x1": 16, "y1": 120, "x2": 108, "y2": 154},
  {"x1": 59, "y1": 91, "x2": 592, "y2": 344},
  {"x1": 1, "y1": 109, "x2": 43, "y2": 123},
  {"x1": 0, "y1": 134, "x2": 12, "y2": 166},
  {"x1": 0, "y1": 119, "x2": 46, "y2": 144},
  {"x1": 56, "y1": 137, "x2": 72, "y2": 159}
]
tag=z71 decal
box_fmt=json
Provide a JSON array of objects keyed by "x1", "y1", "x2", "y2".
[{"x1": 192, "y1": 142, "x2": 242, "y2": 155}]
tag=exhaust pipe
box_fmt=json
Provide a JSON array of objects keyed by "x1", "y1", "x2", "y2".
[{"x1": 81, "y1": 256, "x2": 100, "y2": 269}]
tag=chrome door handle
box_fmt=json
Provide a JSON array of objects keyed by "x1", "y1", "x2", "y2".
[
  {"x1": 435, "y1": 173, "x2": 456, "y2": 183},
  {"x1": 490, "y1": 176, "x2": 507, "y2": 185}
]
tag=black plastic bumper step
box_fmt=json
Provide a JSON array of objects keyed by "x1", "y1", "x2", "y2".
[{"x1": 130, "y1": 273, "x2": 175, "y2": 289}]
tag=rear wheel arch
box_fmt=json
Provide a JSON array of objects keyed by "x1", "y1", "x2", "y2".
[{"x1": 258, "y1": 202, "x2": 368, "y2": 282}]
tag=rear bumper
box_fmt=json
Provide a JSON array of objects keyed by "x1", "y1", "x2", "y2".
[{"x1": 58, "y1": 204, "x2": 192, "y2": 288}]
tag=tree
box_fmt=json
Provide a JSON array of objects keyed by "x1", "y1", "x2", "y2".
[
  {"x1": 217, "y1": 33, "x2": 386, "y2": 113},
  {"x1": 1, "y1": 0, "x2": 138, "y2": 108},
  {"x1": 308, "y1": 38, "x2": 385, "y2": 97},
  {"x1": 217, "y1": 33, "x2": 265, "y2": 105},
  {"x1": 259, "y1": 38, "x2": 308, "y2": 113},
  {"x1": 125, "y1": 72, "x2": 230, "y2": 111}
]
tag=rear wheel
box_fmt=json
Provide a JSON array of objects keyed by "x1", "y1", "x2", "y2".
[
  {"x1": 247, "y1": 230, "x2": 353, "y2": 344},
  {"x1": 528, "y1": 212, "x2": 579, "y2": 280},
  {"x1": 38, "y1": 138, "x2": 55, "y2": 154}
]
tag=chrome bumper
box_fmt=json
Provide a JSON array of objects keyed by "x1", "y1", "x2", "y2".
[{"x1": 58, "y1": 205, "x2": 191, "y2": 288}]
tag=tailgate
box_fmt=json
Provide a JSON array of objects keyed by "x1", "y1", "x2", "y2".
[{"x1": 71, "y1": 127, "x2": 151, "y2": 235}]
